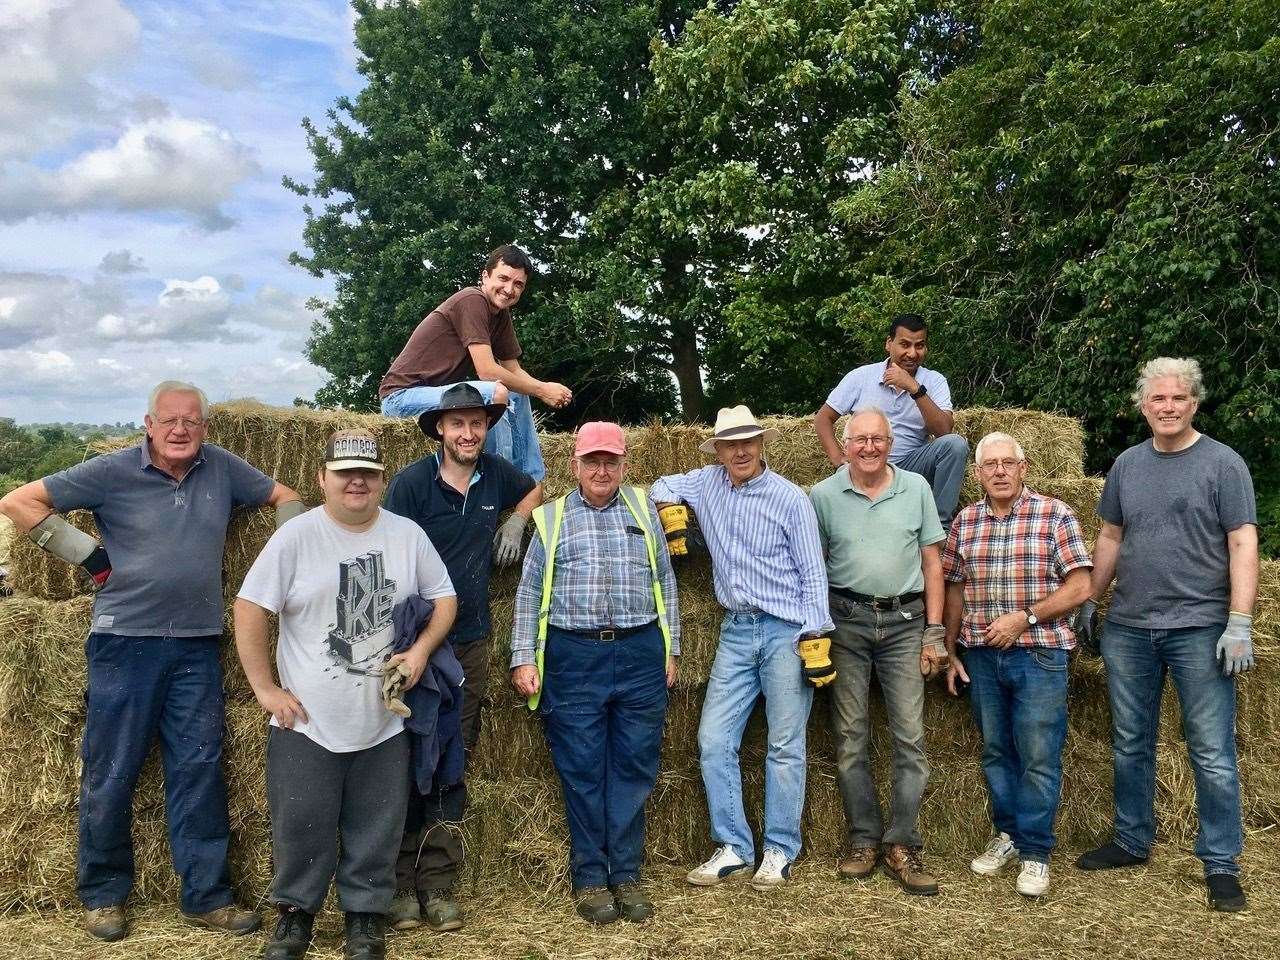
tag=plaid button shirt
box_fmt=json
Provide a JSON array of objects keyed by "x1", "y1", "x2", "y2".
[{"x1": 942, "y1": 487, "x2": 1092, "y2": 649}]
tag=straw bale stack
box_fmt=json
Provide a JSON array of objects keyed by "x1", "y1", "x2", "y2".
[{"x1": 2, "y1": 401, "x2": 1277, "y2": 913}]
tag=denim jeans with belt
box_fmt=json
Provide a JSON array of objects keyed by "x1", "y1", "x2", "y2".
[
  {"x1": 380, "y1": 381, "x2": 547, "y2": 482},
  {"x1": 1102, "y1": 619, "x2": 1242, "y2": 876},
  {"x1": 540, "y1": 622, "x2": 668, "y2": 890},
  {"x1": 698, "y1": 611, "x2": 812, "y2": 863},
  {"x1": 963, "y1": 645, "x2": 1069, "y2": 863},
  {"x1": 827, "y1": 593, "x2": 929, "y2": 849}
]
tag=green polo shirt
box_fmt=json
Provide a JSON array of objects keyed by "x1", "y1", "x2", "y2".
[{"x1": 809, "y1": 465, "x2": 945, "y2": 597}]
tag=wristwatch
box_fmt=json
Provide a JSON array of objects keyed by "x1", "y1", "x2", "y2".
[
  {"x1": 911, "y1": 383, "x2": 928, "y2": 399},
  {"x1": 1023, "y1": 606, "x2": 1039, "y2": 626}
]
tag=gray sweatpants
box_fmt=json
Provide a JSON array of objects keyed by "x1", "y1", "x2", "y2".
[{"x1": 267, "y1": 727, "x2": 409, "y2": 915}]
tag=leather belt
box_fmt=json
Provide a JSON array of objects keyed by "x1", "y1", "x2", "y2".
[
  {"x1": 563, "y1": 621, "x2": 655, "y2": 642},
  {"x1": 831, "y1": 586, "x2": 924, "y2": 611}
]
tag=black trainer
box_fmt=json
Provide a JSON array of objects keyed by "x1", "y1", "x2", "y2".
[
  {"x1": 1207, "y1": 874, "x2": 1248, "y2": 912},
  {"x1": 1075, "y1": 841, "x2": 1149, "y2": 870},
  {"x1": 343, "y1": 912, "x2": 387, "y2": 960},
  {"x1": 263, "y1": 906, "x2": 314, "y2": 960}
]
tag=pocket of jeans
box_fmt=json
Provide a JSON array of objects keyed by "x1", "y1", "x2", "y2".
[
  {"x1": 829, "y1": 593, "x2": 856, "y2": 620},
  {"x1": 1031, "y1": 647, "x2": 1068, "y2": 672},
  {"x1": 897, "y1": 598, "x2": 925, "y2": 622}
]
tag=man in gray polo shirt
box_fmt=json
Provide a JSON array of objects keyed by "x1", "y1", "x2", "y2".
[
  {"x1": 0, "y1": 380, "x2": 301, "y2": 942},
  {"x1": 809, "y1": 407, "x2": 947, "y2": 897},
  {"x1": 814, "y1": 313, "x2": 968, "y2": 528}
]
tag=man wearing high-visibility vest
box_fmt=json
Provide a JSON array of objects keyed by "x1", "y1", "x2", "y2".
[{"x1": 510, "y1": 422, "x2": 680, "y2": 925}]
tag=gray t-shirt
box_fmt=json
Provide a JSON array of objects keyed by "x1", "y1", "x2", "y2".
[
  {"x1": 238, "y1": 507, "x2": 455, "y2": 753},
  {"x1": 1099, "y1": 435, "x2": 1255, "y2": 629},
  {"x1": 44, "y1": 442, "x2": 275, "y2": 636}
]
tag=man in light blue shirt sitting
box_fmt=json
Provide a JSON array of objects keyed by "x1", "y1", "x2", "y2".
[
  {"x1": 814, "y1": 313, "x2": 968, "y2": 528},
  {"x1": 651, "y1": 405, "x2": 833, "y2": 892}
]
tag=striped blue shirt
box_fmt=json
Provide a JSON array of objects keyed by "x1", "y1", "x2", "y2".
[
  {"x1": 510, "y1": 488, "x2": 680, "y2": 667},
  {"x1": 650, "y1": 465, "x2": 833, "y2": 636}
]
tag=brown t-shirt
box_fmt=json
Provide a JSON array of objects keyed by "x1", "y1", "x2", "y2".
[{"x1": 378, "y1": 287, "x2": 523, "y2": 397}]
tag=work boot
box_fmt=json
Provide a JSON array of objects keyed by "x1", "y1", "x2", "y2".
[
  {"x1": 388, "y1": 888, "x2": 421, "y2": 931},
  {"x1": 574, "y1": 887, "x2": 619, "y2": 925},
  {"x1": 837, "y1": 846, "x2": 879, "y2": 880},
  {"x1": 881, "y1": 844, "x2": 939, "y2": 896},
  {"x1": 85, "y1": 905, "x2": 126, "y2": 942},
  {"x1": 343, "y1": 912, "x2": 387, "y2": 960},
  {"x1": 1206, "y1": 874, "x2": 1248, "y2": 912},
  {"x1": 611, "y1": 882, "x2": 654, "y2": 922},
  {"x1": 420, "y1": 887, "x2": 463, "y2": 931},
  {"x1": 182, "y1": 903, "x2": 261, "y2": 935},
  {"x1": 1075, "y1": 841, "x2": 1148, "y2": 871},
  {"x1": 264, "y1": 906, "x2": 314, "y2": 960}
]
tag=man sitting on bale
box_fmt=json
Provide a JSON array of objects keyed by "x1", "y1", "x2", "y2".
[
  {"x1": 652, "y1": 406, "x2": 832, "y2": 891},
  {"x1": 809, "y1": 407, "x2": 947, "y2": 896},
  {"x1": 235, "y1": 429, "x2": 458, "y2": 960},
  {"x1": 382, "y1": 383, "x2": 540, "y2": 932},
  {"x1": 814, "y1": 313, "x2": 968, "y2": 529},
  {"x1": 942, "y1": 432, "x2": 1092, "y2": 898},
  {"x1": 0, "y1": 380, "x2": 301, "y2": 943},
  {"x1": 378, "y1": 243, "x2": 572, "y2": 484},
  {"x1": 510, "y1": 422, "x2": 679, "y2": 925},
  {"x1": 1074, "y1": 357, "x2": 1257, "y2": 913}
]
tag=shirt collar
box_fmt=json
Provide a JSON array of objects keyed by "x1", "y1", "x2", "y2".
[
  {"x1": 839, "y1": 463, "x2": 904, "y2": 498},
  {"x1": 718, "y1": 463, "x2": 772, "y2": 490},
  {"x1": 980, "y1": 485, "x2": 1031, "y2": 518},
  {"x1": 572, "y1": 487, "x2": 621, "y2": 512},
  {"x1": 140, "y1": 439, "x2": 205, "y2": 474},
  {"x1": 434, "y1": 451, "x2": 483, "y2": 490}
]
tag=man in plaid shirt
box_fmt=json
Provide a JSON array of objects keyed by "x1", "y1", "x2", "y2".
[{"x1": 942, "y1": 432, "x2": 1091, "y2": 898}]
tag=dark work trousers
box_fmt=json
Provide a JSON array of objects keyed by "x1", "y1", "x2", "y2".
[
  {"x1": 78, "y1": 632, "x2": 233, "y2": 914},
  {"x1": 395, "y1": 635, "x2": 489, "y2": 892},
  {"x1": 540, "y1": 622, "x2": 668, "y2": 891},
  {"x1": 267, "y1": 727, "x2": 409, "y2": 915}
]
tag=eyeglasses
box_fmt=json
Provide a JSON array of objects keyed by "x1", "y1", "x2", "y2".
[
  {"x1": 846, "y1": 435, "x2": 890, "y2": 448},
  {"x1": 154, "y1": 416, "x2": 206, "y2": 431},
  {"x1": 978, "y1": 459, "x2": 1022, "y2": 473},
  {"x1": 579, "y1": 457, "x2": 623, "y2": 474}
]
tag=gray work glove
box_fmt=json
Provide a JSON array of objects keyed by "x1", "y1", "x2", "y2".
[
  {"x1": 1216, "y1": 612, "x2": 1255, "y2": 677},
  {"x1": 493, "y1": 512, "x2": 528, "y2": 566},
  {"x1": 1073, "y1": 599, "x2": 1100, "y2": 657},
  {"x1": 381, "y1": 661, "x2": 413, "y2": 718},
  {"x1": 29, "y1": 514, "x2": 111, "y2": 591},
  {"x1": 920, "y1": 624, "x2": 948, "y2": 679},
  {"x1": 275, "y1": 500, "x2": 308, "y2": 529}
]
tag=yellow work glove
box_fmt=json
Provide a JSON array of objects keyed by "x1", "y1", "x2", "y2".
[
  {"x1": 659, "y1": 504, "x2": 689, "y2": 557},
  {"x1": 798, "y1": 636, "x2": 836, "y2": 687}
]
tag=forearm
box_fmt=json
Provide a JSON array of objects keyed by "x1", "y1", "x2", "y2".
[
  {"x1": 1227, "y1": 525, "x2": 1259, "y2": 614},
  {"x1": 266, "y1": 482, "x2": 302, "y2": 507},
  {"x1": 514, "y1": 484, "x2": 542, "y2": 518},
  {"x1": 0, "y1": 480, "x2": 57, "y2": 533},
  {"x1": 922, "y1": 544, "x2": 944, "y2": 623},
  {"x1": 233, "y1": 599, "x2": 280, "y2": 697},
  {"x1": 411, "y1": 595, "x2": 457, "y2": 658},
  {"x1": 916, "y1": 397, "x2": 952, "y2": 437},
  {"x1": 487, "y1": 359, "x2": 544, "y2": 396},
  {"x1": 1029, "y1": 568, "x2": 1092, "y2": 621},
  {"x1": 943, "y1": 582, "x2": 964, "y2": 653},
  {"x1": 1089, "y1": 523, "x2": 1123, "y2": 601},
  {"x1": 814, "y1": 405, "x2": 844, "y2": 466}
]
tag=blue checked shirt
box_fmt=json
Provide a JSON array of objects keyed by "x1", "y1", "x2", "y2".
[
  {"x1": 510, "y1": 488, "x2": 680, "y2": 667},
  {"x1": 650, "y1": 465, "x2": 833, "y2": 636}
]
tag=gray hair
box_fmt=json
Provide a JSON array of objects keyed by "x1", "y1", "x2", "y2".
[
  {"x1": 1131, "y1": 357, "x2": 1204, "y2": 410},
  {"x1": 148, "y1": 380, "x2": 210, "y2": 419},
  {"x1": 842, "y1": 406, "x2": 894, "y2": 443},
  {"x1": 975, "y1": 431, "x2": 1025, "y2": 465}
]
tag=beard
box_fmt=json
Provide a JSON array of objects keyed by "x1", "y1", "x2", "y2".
[{"x1": 443, "y1": 437, "x2": 482, "y2": 467}]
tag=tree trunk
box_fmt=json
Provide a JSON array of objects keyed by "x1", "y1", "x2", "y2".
[{"x1": 670, "y1": 320, "x2": 706, "y2": 423}]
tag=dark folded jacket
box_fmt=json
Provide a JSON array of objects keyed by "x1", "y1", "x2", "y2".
[{"x1": 391, "y1": 595, "x2": 466, "y2": 794}]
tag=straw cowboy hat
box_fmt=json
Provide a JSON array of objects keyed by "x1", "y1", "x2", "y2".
[{"x1": 698, "y1": 405, "x2": 780, "y2": 454}]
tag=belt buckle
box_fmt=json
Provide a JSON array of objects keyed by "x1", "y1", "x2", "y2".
[{"x1": 599, "y1": 629, "x2": 615, "y2": 642}]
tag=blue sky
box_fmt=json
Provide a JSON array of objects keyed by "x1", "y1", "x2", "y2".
[{"x1": 0, "y1": 0, "x2": 362, "y2": 424}]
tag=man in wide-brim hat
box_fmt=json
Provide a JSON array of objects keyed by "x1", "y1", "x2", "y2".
[{"x1": 651, "y1": 405, "x2": 833, "y2": 891}]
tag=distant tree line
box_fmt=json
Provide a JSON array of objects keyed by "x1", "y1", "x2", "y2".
[{"x1": 0, "y1": 420, "x2": 135, "y2": 495}]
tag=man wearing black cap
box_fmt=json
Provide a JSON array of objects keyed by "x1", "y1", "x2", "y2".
[{"x1": 383, "y1": 383, "x2": 541, "y2": 931}]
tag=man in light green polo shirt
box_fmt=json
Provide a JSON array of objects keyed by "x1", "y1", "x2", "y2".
[{"x1": 809, "y1": 407, "x2": 946, "y2": 897}]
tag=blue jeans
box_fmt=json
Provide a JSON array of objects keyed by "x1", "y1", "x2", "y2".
[
  {"x1": 380, "y1": 381, "x2": 547, "y2": 482},
  {"x1": 1102, "y1": 619, "x2": 1242, "y2": 876},
  {"x1": 963, "y1": 646, "x2": 1069, "y2": 863},
  {"x1": 698, "y1": 612, "x2": 813, "y2": 863},
  {"x1": 79, "y1": 633, "x2": 233, "y2": 913},
  {"x1": 894, "y1": 433, "x2": 969, "y2": 528},
  {"x1": 540, "y1": 622, "x2": 668, "y2": 890}
]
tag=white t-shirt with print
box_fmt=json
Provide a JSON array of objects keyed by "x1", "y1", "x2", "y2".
[{"x1": 238, "y1": 506, "x2": 455, "y2": 753}]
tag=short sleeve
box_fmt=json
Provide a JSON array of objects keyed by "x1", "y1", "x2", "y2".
[
  {"x1": 918, "y1": 479, "x2": 946, "y2": 546},
  {"x1": 415, "y1": 529, "x2": 456, "y2": 600},
  {"x1": 43, "y1": 450, "x2": 120, "y2": 513},
  {"x1": 824, "y1": 369, "x2": 862, "y2": 415},
  {"x1": 1052, "y1": 506, "x2": 1093, "y2": 578},
  {"x1": 489, "y1": 310, "x2": 522, "y2": 361},
  {"x1": 930, "y1": 371, "x2": 953, "y2": 412},
  {"x1": 222, "y1": 449, "x2": 276, "y2": 507},
  {"x1": 941, "y1": 514, "x2": 966, "y2": 583},
  {"x1": 1098, "y1": 459, "x2": 1124, "y2": 526},
  {"x1": 383, "y1": 471, "x2": 416, "y2": 521},
  {"x1": 450, "y1": 292, "x2": 496, "y2": 348},
  {"x1": 1216, "y1": 453, "x2": 1257, "y2": 532},
  {"x1": 237, "y1": 524, "x2": 293, "y2": 614},
  {"x1": 492, "y1": 456, "x2": 537, "y2": 511}
]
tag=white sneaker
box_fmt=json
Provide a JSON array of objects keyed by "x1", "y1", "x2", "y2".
[
  {"x1": 970, "y1": 832, "x2": 1019, "y2": 876},
  {"x1": 686, "y1": 844, "x2": 750, "y2": 886},
  {"x1": 1016, "y1": 860, "x2": 1050, "y2": 897},
  {"x1": 750, "y1": 848, "x2": 792, "y2": 890}
]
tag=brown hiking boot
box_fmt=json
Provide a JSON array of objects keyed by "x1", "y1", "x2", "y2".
[
  {"x1": 837, "y1": 846, "x2": 880, "y2": 880},
  {"x1": 85, "y1": 905, "x2": 126, "y2": 942},
  {"x1": 181, "y1": 903, "x2": 262, "y2": 935},
  {"x1": 881, "y1": 844, "x2": 939, "y2": 896}
]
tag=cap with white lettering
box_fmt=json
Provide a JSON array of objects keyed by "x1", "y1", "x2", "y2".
[{"x1": 324, "y1": 428, "x2": 385, "y2": 471}]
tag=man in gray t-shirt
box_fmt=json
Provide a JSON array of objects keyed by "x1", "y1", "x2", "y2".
[
  {"x1": 0, "y1": 381, "x2": 300, "y2": 943},
  {"x1": 1072, "y1": 358, "x2": 1257, "y2": 914}
]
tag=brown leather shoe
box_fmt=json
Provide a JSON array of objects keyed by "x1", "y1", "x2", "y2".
[
  {"x1": 881, "y1": 844, "x2": 939, "y2": 896},
  {"x1": 85, "y1": 905, "x2": 126, "y2": 942},
  {"x1": 181, "y1": 903, "x2": 262, "y2": 935},
  {"x1": 838, "y1": 846, "x2": 880, "y2": 880}
]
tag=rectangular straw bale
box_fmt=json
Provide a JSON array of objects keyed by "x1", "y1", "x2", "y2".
[{"x1": 952, "y1": 407, "x2": 1085, "y2": 478}]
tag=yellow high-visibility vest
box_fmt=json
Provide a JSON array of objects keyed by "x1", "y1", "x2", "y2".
[{"x1": 526, "y1": 485, "x2": 672, "y2": 710}]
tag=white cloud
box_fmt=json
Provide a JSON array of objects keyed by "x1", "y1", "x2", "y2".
[
  {"x1": 0, "y1": 117, "x2": 259, "y2": 229},
  {"x1": 238, "y1": 285, "x2": 318, "y2": 332},
  {"x1": 0, "y1": 271, "x2": 117, "y2": 346},
  {"x1": 98, "y1": 249, "x2": 146, "y2": 274}
]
